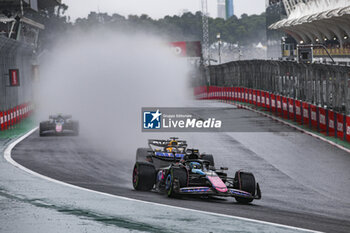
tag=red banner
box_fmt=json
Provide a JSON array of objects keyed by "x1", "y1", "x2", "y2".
[
  {"x1": 246, "y1": 88, "x2": 249, "y2": 103},
  {"x1": 302, "y1": 102, "x2": 309, "y2": 125},
  {"x1": 242, "y1": 88, "x2": 246, "y2": 102},
  {"x1": 328, "y1": 110, "x2": 335, "y2": 136},
  {"x1": 310, "y1": 105, "x2": 317, "y2": 128},
  {"x1": 261, "y1": 91, "x2": 266, "y2": 108},
  {"x1": 346, "y1": 116, "x2": 350, "y2": 142},
  {"x1": 282, "y1": 97, "x2": 288, "y2": 118},
  {"x1": 210, "y1": 86, "x2": 214, "y2": 99},
  {"x1": 13, "y1": 107, "x2": 17, "y2": 124},
  {"x1": 256, "y1": 90, "x2": 261, "y2": 107},
  {"x1": 9, "y1": 69, "x2": 20, "y2": 86},
  {"x1": 10, "y1": 110, "x2": 13, "y2": 126},
  {"x1": 276, "y1": 95, "x2": 282, "y2": 114},
  {"x1": 226, "y1": 87, "x2": 230, "y2": 101},
  {"x1": 170, "y1": 41, "x2": 187, "y2": 57},
  {"x1": 249, "y1": 89, "x2": 253, "y2": 104},
  {"x1": 0, "y1": 112, "x2": 3, "y2": 131},
  {"x1": 230, "y1": 87, "x2": 234, "y2": 101},
  {"x1": 337, "y1": 113, "x2": 344, "y2": 139},
  {"x1": 19, "y1": 105, "x2": 22, "y2": 121},
  {"x1": 252, "y1": 89, "x2": 256, "y2": 105},
  {"x1": 265, "y1": 92, "x2": 270, "y2": 109},
  {"x1": 4, "y1": 111, "x2": 7, "y2": 129},
  {"x1": 270, "y1": 94, "x2": 276, "y2": 112},
  {"x1": 288, "y1": 99, "x2": 294, "y2": 119},
  {"x1": 319, "y1": 108, "x2": 327, "y2": 132}
]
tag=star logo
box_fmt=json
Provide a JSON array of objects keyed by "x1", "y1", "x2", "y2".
[
  {"x1": 143, "y1": 109, "x2": 162, "y2": 129},
  {"x1": 151, "y1": 109, "x2": 162, "y2": 122}
]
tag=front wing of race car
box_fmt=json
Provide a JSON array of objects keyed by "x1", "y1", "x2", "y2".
[
  {"x1": 41, "y1": 124, "x2": 75, "y2": 133},
  {"x1": 176, "y1": 184, "x2": 261, "y2": 200},
  {"x1": 40, "y1": 121, "x2": 78, "y2": 136}
]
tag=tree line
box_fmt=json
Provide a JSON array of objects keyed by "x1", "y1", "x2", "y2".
[{"x1": 40, "y1": 6, "x2": 266, "y2": 50}]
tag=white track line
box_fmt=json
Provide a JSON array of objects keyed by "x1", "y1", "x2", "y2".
[
  {"x1": 231, "y1": 102, "x2": 350, "y2": 154},
  {"x1": 3, "y1": 128, "x2": 323, "y2": 233}
]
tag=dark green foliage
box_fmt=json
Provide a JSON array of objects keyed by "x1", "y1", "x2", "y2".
[{"x1": 40, "y1": 8, "x2": 266, "y2": 47}]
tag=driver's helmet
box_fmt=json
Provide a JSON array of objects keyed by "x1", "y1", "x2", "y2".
[
  {"x1": 166, "y1": 140, "x2": 178, "y2": 152},
  {"x1": 189, "y1": 162, "x2": 201, "y2": 170},
  {"x1": 169, "y1": 140, "x2": 178, "y2": 146}
]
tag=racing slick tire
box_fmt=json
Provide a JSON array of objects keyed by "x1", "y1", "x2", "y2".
[
  {"x1": 166, "y1": 166, "x2": 188, "y2": 197},
  {"x1": 201, "y1": 154, "x2": 214, "y2": 167},
  {"x1": 39, "y1": 122, "x2": 47, "y2": 137},
  {"x1": 132, "y1": 162, "x2": 156, "y2": 191},
  {"x1": 136, "y1": 148, "x2": 152, "y2": 162},
  {"x1": 234, "y1": 171, "x2": 256, "y2": 204}
]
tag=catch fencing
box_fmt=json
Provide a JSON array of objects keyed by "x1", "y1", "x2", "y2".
[
  {"x1": 194, "y1": 60, "x2": 350, "y2": 143},
  {"x1": 208, "y1": 60, "x2": 350, "y2": 114},
  {"x1": 0, "y1": 36, "x2": 35, "y2": 130}
]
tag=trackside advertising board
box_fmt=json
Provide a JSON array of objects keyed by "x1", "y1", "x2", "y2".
[
  {"x1": 170, "y1": 41, "x2": 202, "y2": 57},
  {"x1": 9, "y1": 69, "x2": 20, "y2": 86}
]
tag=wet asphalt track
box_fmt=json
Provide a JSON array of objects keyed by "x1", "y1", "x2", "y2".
[{"x1": 11, "y1": 103, "x2": 350, "y2": 233}]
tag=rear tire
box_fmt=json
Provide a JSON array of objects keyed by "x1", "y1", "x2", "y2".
[
  {"x1": 234, "y1": 171, "x2": 256, "y2": 204},
  {"x1": 166, "y1": 166, "x2": 188, "y2": 197},
  {"x1": 201, "y1": 154, "x2": 214, "y2": 166},
  {"x1": 132, "y1": 162, "x2": 156, "y2": 191},
  {"x1": 39, "y1": 122, "x2": 46, "y2": 137}
]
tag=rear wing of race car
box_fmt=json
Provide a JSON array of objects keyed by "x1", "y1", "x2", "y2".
[
  {"x1": 148, "y1": 139, "x2": 187, "y2": 148},
  {"x1": 49, "y1": 114, "x2": 72, "y2": 120}
]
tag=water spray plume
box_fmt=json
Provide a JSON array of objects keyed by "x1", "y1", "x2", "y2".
[{"x1": 35, "y1": 29, "x2": 190, "y2": 164}]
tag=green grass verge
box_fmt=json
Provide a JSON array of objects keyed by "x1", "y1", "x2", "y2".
[
  {"x1": 0, "y1": 117, "x2": 36, "y2": 140},
  {"x1": 221, "y1": 100, "x2": 350, "y2": 150}
]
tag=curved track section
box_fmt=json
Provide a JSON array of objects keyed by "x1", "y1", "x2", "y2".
[{"x1": 11, "y1": 102, "x2": 350, "y2": 233}]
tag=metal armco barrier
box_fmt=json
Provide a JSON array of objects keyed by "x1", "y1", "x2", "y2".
[{"x1": 193, "y1": 86, "x2": 350, "y2": 142}]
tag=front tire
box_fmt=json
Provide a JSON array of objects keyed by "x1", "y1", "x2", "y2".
[
  {"x1": 234, "y1": 171, "x2": 256, "y2": 204},
  {"x1": 132, "y1": 162, "x2": 156, "y2": 191},
  {"x1": 166, "y1": 166, "x2": 188, "y2": 197}
]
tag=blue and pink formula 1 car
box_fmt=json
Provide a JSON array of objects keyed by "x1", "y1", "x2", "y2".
[{"x1": 132, "y1": 137, "x2": 261, "y2": 203}]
